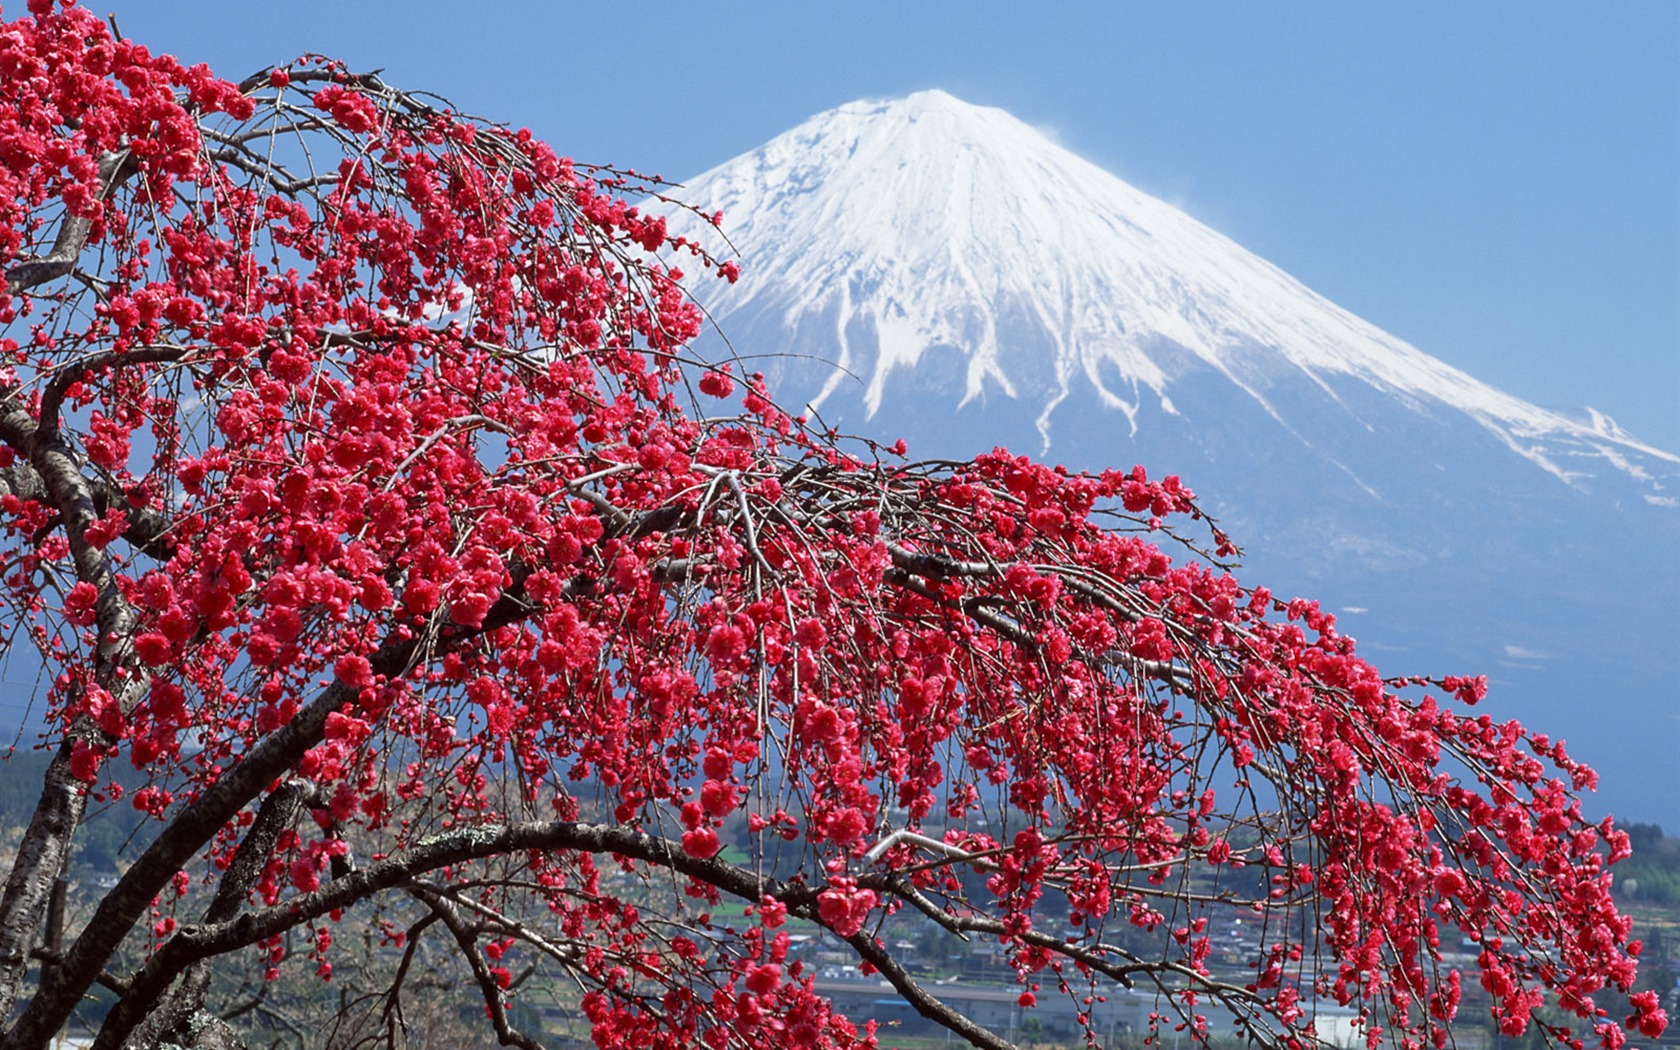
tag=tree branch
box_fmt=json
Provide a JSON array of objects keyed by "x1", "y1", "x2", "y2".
[
  {"x1": 408, "y1": 885, "x2": 544, "y2": 1050},
  {"x1": 38, "y1": 344, "x2": 190, "y2": 436},
  {"x1": 104, "y1": 782, "x2": 317, "y2": 1050},
  {"x1": 0, "y1": 396, "x2": 153, "y2": 1022},
  {"x1": 5, "y1": 151, "x2": 137, "y2": 297},
  {"x1": 87, "y1": 818, "x2": 1055, "y2": 1050},
  {"x1": 841, "y1": 930, "x2": 1025, "y2": 1050}
]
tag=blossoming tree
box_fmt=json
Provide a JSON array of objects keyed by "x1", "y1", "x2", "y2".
[{"x1": 0, "y1": 5, "x2": 1664, "y2": 1049}]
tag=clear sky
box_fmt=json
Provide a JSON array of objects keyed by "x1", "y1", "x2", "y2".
[{"x1": 113, "y1": 2, "x2": 1680, "y2": 450}]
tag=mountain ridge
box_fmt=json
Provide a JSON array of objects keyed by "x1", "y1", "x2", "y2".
[
  {"x1": 662, "y1": 89, "x2": 1676, "y2": 504},
  {"x1": 651, "y1": 89, "x2": 1679, "y2": 822}
]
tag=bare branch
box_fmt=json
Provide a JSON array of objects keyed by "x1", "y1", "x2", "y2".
[
  {"x1": 408, "y1": 886, "x2": 544, "y2": 1050},
  {"x1": 5, "y1": 151, "x2": 137, "y2": 296}
]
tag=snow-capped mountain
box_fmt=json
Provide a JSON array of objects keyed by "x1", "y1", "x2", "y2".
[
  {"x1": 656, "y1": 90, "x2": 1680, "y2": 822},
  {"x1": 666, "y1": 90, "x2": 1675, "y2": 499}
]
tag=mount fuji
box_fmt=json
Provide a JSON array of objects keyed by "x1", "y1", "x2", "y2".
[{"x1": 656, "y1": 90, "x2": 1680, "y2": 822}]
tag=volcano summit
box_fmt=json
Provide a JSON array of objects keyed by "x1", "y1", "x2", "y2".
[{"x1": 658, "y1": 90, "x2": 1680, "y2": 820}]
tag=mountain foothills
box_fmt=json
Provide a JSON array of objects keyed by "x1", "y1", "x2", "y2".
[{"x1": 657, "y1": 90, "x2": 1680, "y2": 823}]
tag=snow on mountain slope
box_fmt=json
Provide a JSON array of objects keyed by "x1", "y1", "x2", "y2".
[
  {"x1": 652, "y1": 90, "x2": 1679, "y2": 823},
  {"x1": 661, "y1": 89, "x2": 1677, "y2": 501}
]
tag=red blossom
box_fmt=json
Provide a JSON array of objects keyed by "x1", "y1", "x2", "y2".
[
  {"x1": 0, "y1": 11, "x2": 1653, "y2": 1050},
  {"x1": 333, "y1": 655, "x2": 373, "y2": 689},
  {"x1": 816, "y1": 879, "x2": 878, "y2": 938},
  {"x1": 1628, "y1": 991, "x2": 1668, "y2": 1039},
  {"x1": 680, "y1": 828, "x2": 721, "y2": 859},
  {"x1": 744, "y1": 963, "x2": 782, "y2": 997},
  {"x1": 698, "y1": 367, "x2": 735, "y2": 398},
  {"x1": 132, "y1": 633, "x2": 172, "y2": 666}
]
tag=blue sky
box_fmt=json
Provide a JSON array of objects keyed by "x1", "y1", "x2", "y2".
[{"x1": 115, "y1": 2, "x2": 1680, "y2": 449}]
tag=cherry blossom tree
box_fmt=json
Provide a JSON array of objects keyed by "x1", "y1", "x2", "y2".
[{"x1": 0, "y1": 5, "x2": 1665, "y2": 1049}]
